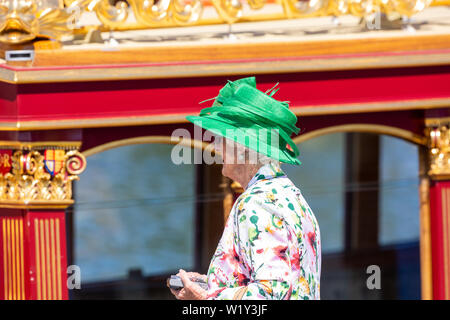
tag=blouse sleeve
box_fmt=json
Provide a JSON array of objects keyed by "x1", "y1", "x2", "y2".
[{"x1": 208, "y1": 194, "x2": 294, "y2": 300}]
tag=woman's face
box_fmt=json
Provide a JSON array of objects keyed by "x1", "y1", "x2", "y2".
[{"x1": 213, "y1": 135, "x2": 239, "y2": 179}]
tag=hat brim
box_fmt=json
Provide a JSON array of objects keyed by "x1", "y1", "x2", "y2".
[{"x1": 186, "y1": 115, "x2": 301, "y2": 165}]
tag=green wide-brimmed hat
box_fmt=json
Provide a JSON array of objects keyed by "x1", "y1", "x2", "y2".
[{"x1": 186, "y1": 77, "x2": 301, "y2": 165}]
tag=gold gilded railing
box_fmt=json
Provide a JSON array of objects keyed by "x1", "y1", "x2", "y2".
[{"x1": 0, "y1": 0, "x2": 448, "y2": 44}]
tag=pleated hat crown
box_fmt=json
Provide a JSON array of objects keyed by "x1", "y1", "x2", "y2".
[{"x1": 186, "y1": 76, "x2": 301, "y2": 165}]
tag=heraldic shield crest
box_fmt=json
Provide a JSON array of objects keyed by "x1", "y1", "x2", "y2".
[{"x1": 44, "y1": 149, "x2": 66, "y2": 176}]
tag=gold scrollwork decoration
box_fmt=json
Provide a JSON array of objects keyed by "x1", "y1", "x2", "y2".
[
  {"x1": 0, "y1": 0, "x2": 441, "y2": 44},
  {"x1": 170, "y1": 0, "x2": 204, "y2": 25},
  {"x1": 120, "y1": 0, "x2": 204, "y2": 27},
  {"x1": 348, "y1": 0, "x2": 376, "y2": 17},
  {"x1": 0, "y1": 0, "x2": 85, "y2": 44},
  {"x1": 0, "y1": 148, "x2": 86, "y2": 207},
  {"x1": 212, "y1": 0, "x2": 243, "y2": 24},
  {"x1": 92, "y1": 0, "x2": 130, "y2": 29},
  {"x1": 327, "y1": 0, "x2": 349, "y2": 16},
  {"x1": 281, "y1": 0, "x2": 329, "y2": 19},
  {"x1": 123, "y1": 0, "x2": 169, "y2": 26},
  {"x1": 247, "y1": 0, "x2": 266, "y2": 10},
  {"x1": 390, "y1": 0, "x2": 433, "y2": 17},
  {"x1": 66, "y1": 149, "x2": 87, "y2": 175}
]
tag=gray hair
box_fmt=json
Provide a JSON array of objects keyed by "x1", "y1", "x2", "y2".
[{"x1": 218, "y1": 135, "x2": 280, "y2": 166}]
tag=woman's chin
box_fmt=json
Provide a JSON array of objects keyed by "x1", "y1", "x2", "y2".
[
  {"x1": 221, "y1": 166, "x2": 228, "y2": 178},
  {"x1": 222, "y1": 165, "x2": 233, "y2": 180}
]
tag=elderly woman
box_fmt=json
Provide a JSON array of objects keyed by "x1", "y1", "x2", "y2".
[{"x1": 169, "y1": 77, "x2": 321, "y2": 300}]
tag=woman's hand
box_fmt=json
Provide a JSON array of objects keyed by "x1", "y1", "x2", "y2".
[
  {"x1": 168, "y1": 269, "x2": 208, "y2": 300},
  {"x1": 183, "y1": 270, "x2": 207, "y2": 282}
]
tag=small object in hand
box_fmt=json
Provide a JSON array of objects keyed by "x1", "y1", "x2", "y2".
[{"x1": 167, "y1": 275, "x2": 208, "y2": 291}]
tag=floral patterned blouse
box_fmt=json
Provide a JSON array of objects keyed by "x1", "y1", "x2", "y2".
[{"x1": 206, "y1": 162, "x2": 321, "y2": 300}]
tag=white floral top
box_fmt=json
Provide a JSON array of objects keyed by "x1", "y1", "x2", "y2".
[{"x1": 206, "y1": 162, "x2": 321, "y2": 300}]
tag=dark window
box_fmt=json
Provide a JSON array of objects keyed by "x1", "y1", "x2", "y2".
[
  {"x1": 72, "y1": 143, "x2": 195, "y2": 299},
  {"x1": 283, "y1": 133, "x2": 420, "y2": 299}
]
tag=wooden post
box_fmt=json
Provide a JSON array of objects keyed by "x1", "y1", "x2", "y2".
[
  {"x1": 425, "y1": 123, "x2": 450, "y2": 300},
  {"x1": 0, "y1": 146, "x2": 86, "y2": 300},
  {"x1": 429, "y1": 181, "x2": 450, "y2": 299},
  {"x1": 418, "y1": 145, "x2": 433, "y2": 300},
  {"x1": 0, "y1": 209, "x2": 69, "y2": 300}
]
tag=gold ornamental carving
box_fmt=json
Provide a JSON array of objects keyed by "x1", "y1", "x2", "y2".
[
  {"x1": 0, "y1": 147, "x2": 86, "y2": 208},
  {"x1": 428, "y1": 125, "x2": 450, "y2": 180},
  {"x1": 0, "y1": 0, "x2": 445, "y2": 44}
]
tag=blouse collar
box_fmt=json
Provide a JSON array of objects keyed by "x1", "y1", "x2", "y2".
[{"x1": 245, "y1": 162, "x2": 286, "y2": 190}]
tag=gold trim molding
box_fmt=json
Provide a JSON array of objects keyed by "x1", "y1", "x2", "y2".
[
  {"x1": 292, "y1": 123, "x2": 428, "y2": 146},
  {"x1": 0, "y1": 147, "x2": 86, "y2": 209},
  {"x1": 418, "y1": 146, "x2": 433, "y2": 300},
  {"x1": 425, "y1": 117, "x2": 450, "y2": 127},
  {"x1": 0, "y1": 0, "x2": 442, "y2": 45},
  {"x1": 1, "y1": 51, "x2": 450, "y2": 84},
  {"x1": 0, "y1": 200, "x2": 74, "y2": 209},
  {"x1": 0, "y1": 141, "x2": 81, "y2": 150},
  {"x1": 82, "y1": 135, "x2": 210, "y2": 158}
]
